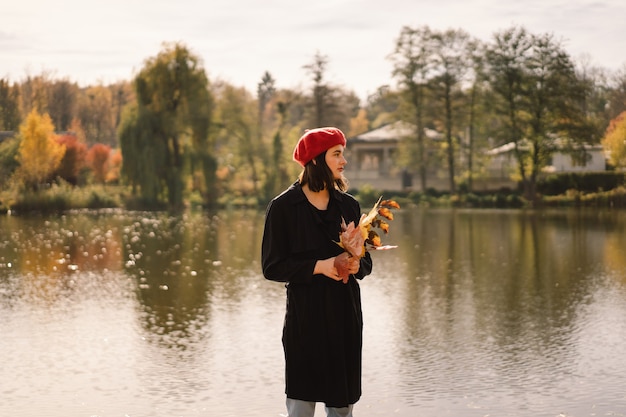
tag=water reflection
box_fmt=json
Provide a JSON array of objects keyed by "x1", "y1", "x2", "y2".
[
  {"x1": 1, "y1": 208, "x2": 626, "y2": 417},
  {"x1": 382, "y1": 208, "x2": 626, "y2": 416}
]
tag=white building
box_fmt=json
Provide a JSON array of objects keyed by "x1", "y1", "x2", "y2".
[
  {"x1": 344, "y1": 121, "x2": 444, "y2": 191},
  {"x1": 486, "y1": 140, "x2": 606, "y2": 178}
]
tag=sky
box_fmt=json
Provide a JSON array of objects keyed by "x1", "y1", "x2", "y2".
[{"x1": 2, "y1": 0, "x2": 625, "y2": 101}]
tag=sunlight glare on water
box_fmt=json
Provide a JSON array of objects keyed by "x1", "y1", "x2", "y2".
[{"x1": 1, "y1": 208, "x2": 626, "y2": 417}]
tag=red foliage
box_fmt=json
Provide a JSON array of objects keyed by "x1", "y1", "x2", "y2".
[
  {"x1": 87, "y1": 143, "x2": 111, "y2": 183},
  {"x1": 54, "y1": 133, "x2": 88, "y2": 185},
  {"x1": 106, "y1": 150, "x2": 123, "y2": 183}
]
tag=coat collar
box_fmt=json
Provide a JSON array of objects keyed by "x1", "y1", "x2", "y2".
[{"x1": 285, "y1": 181, "x2": 345, "y2": 206}]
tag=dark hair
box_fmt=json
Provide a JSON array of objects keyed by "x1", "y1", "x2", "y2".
[{"x1": 299, "y1": 151, "x2": 348, "y2": 192}]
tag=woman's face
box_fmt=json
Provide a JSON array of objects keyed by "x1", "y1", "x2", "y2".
[{"x1": 324, "y1": 144, "x2": 347, "y2": 180}]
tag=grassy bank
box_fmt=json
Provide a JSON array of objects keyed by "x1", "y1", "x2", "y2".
[
  {"x1": 0, "y1": 183, "x2": 126, "y2": 214},
  {"x1": 3, "y1": 183, "x2": 626, "y2": 214},
  {"x1": 352, "y1": 185, "x2": 626, "y2": 210}
]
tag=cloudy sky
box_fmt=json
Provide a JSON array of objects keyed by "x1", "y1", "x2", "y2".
[{"x1": 2, "y1": 0, "x2": 625, "y2": 101}]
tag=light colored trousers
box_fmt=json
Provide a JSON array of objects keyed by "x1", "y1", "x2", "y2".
[{"x1": 286, "y1": 398, "x2": 354, "y2": 417}]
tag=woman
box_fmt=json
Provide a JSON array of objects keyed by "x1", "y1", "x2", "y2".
[{"x1": 261, "y1": 127, "x2": 373, "y2": 417}]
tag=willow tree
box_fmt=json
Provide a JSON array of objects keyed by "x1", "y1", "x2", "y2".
[
  {"x1": 217, "y1": 84, "x2": 258, "y2": 194},
  {"x1": 119, "y1": 42, "x2": 214, "y2": 209}
]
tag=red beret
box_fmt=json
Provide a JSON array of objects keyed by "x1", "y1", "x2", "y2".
[{"x1": 293, "y1": 127, "x2": 347, "y2": 167}]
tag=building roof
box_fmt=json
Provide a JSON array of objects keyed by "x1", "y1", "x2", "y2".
[
  {"x1": 486, "y1": 141, "x2": 521, "y2": 155},
  {"x1": 350, "y1": 121, "x2": 443, "y2": 143},
  {"x1": 487, "y1": 139, "x2": 604, "y2": 156}
]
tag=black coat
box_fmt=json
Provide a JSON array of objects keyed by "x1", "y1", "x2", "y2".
[{"x1": 261, "y1": 182, "x2": 373, "y2": 407}]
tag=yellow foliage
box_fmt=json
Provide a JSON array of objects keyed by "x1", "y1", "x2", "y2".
[
  {"x1": 348, "y1": 108, "x2": 369, "y2": 137},
  {"x1": 17, "y1": 109, "x2": 66, "y2": 187},
  {"x1": 68, "y1": 117, "x2": 87, "y2": 143},
  {"x1": 602, "y1": 111, "x2": 626, "y2": 168}
]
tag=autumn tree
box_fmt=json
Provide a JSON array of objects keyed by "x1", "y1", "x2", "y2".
[
  {"x1": 106, "y1": 149, "x2": 123, "y2": 183},
  {"x1": 119, "y1": 42, "x2": 214, "y2": 209},
  {"x1": 16, "y1": 109, "x2": 66, "y2": 189},
  {"x1": 0, "y1": 135, "x2": 20, "y2": 189},
  {"x1": 77, "y1": 85, "x2": 117, "y2": 145},
  {"x1": 54, "y1": 133, "x2": 88, "y2": 185},
  {"x1": 68, "y1": 117, "x2": 88, "y2": 143},
  {"x1": 602, "y1": 111, "x2": 626, "y2": 168},
  {"x1": 363, "y1": 86, "x2": 401, "y2": 128},
  {"x1": 48, "y1": 79, "x2": 79, "y2": 131},
  {"x1": 348, "y1": 108, "x2": 369, "y2": 136},
  {"x1": 257, "y1": 88, "x2": 299, "y2": 202},
  {"x1": 0, "y1": 78, "x2": 21, "y2": 131},
  {"x1": 19, "y1": 72, "x2": 51, "y2": 116},
  {"x1": 87, "y1": 143, "x2": 111, "y2": 184},
  {"x1": 216, "y1": 83, "x2": 259, "y2": 194}
]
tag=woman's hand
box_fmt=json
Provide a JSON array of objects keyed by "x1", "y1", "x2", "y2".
[
  {"x1": 315, "y1": 253, "x2": 360, "y2": 283},
  {"x1": 335, "y1": 251, "x2": 360, "y2": 279},
  {"x1": 314, "y1": 257, "x2": 342, "y2": 281}
]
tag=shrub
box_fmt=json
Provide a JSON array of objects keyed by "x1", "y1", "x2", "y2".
[
  {"x1": 537, "y1": 172, "x2": 626, "y2": 195},
  {"x1": 353, "y1": 184, "x2": 382, "y2": 207}
]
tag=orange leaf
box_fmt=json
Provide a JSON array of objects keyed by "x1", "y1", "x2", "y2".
[
  {"x1": 378, "y1": 207, "x2": 394, "y2": 221},
  {"x1": 367, "y1": 231, "x2": 382, "y2": 247},
  {"x1": 381, "y1": 199, "x2": 401, "y2": 209}
]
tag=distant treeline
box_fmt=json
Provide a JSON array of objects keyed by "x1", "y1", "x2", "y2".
[{"x1": 1, "y1": 24, "x2": 625, "y2": 211}]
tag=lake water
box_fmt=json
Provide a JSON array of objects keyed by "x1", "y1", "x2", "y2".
[{"x1": 1, "y1": 207, "x2": 626, "y2": 417}]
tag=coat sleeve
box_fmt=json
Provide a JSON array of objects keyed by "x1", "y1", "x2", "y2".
[
  {"x1": 354, "y1": 251, "x2": 372, "y2": 280},
  {"x1": 261, "y1": 197, "x2": 317, "y2": 285}
]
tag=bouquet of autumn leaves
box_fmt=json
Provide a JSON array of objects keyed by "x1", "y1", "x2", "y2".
[{"x1": 334, "y1": 197, "x2": 400, "y2": 282}]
